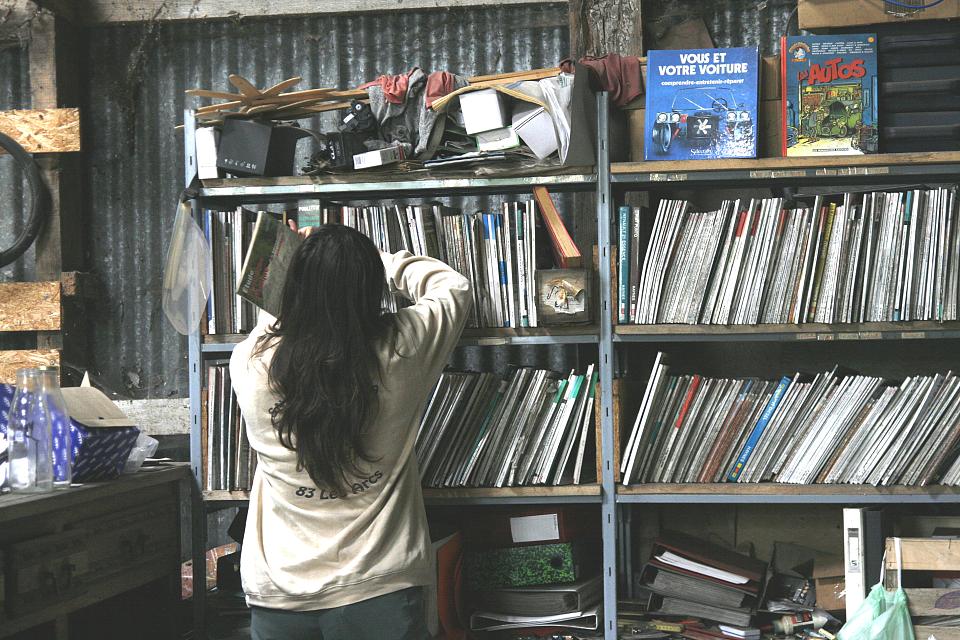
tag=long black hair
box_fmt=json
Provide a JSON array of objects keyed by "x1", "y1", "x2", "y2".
[{"x1": 255, "y1": 224, "x2": 397, "y2": 492}]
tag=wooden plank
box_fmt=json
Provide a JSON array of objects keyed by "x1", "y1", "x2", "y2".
[
  {"x1": 423, "y1": 485, "x2": 601, "y2": 499},
  {"x1": 0, "y1": 281, "x2": 61, "y2": 331},
  {"x1": 903, "y1": 589, "x2": 960, "y2": 617},
  {"x1": 0, "y1": 108, "x2": 80, "y2": 154},
  {"x1": 885, "y1": 538, "x2": 960, "y2": 571},
  {"x1": 0, "y1": 349, "x2": 59, "y2": 383},
  {"x1": 612, "y1": 151, "x2": 960, "y2": 175},
  {"x1": 82, "y1": 0, "x2": 554, "y2": 23},
  {"x1": 915, "y1": 626, "x2": 960, "y2": 640}
]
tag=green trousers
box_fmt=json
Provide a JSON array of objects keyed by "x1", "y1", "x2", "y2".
[{"x1": 250, "y1": 586, "x2": 428, "y2": 640}]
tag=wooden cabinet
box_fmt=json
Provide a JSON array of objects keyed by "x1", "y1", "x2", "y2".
[{"x1": 0, "y1": 465, "x2": 191, "y2": 639}]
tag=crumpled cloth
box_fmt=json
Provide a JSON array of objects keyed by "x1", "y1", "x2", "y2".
[
  {"x1": 359, "y1": 68, "x2": 419, "y2": 104},
  {"x1": 365, "y1": 68, "x2": 467, "y2": 158},
  {"x1": 425, "y1": 71, "x2": 464, "y2": 108},
  {"x1": 560, "y1": 53, "x2": 643, "y2": 107}
]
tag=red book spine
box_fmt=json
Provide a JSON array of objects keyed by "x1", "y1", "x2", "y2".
[{"x1": 675, "y1": 375, "x2": 702, "y2": 430}]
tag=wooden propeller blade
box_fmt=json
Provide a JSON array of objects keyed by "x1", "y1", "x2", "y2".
[
  {"x1": 186, "y1": 89, "x2": 245, "y2": 100},
  {"x1": 260, "y1": 76, "x2": 302, "y2": 98},
  {"x1": 228, "y1": 74, "x2": 262, "y2": 99}
]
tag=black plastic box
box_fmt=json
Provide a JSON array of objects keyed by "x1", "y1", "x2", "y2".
[{"x1": 216, "y1": 119, "x2": 308, "y2": 177}]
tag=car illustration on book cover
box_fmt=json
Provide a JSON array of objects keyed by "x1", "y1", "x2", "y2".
[
  {"x1": 645, "y1": 47, "x2": 760, "y2": 161},
  {"x1": 780, "y1": 34, "x2": 878, "y2": 156}
]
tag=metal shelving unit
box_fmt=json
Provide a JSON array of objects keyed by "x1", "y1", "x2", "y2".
[
  {"x1": 183, "y1": 94, "x2": 960, "y2": 638},
  {"x1": 182, "y1": 97, "x2": 617, "y2": 638}
]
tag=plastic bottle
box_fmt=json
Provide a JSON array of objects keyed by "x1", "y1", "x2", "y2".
[
  {"x1": 7, "y1": 368, "x2": 53, "y2": 492},
  {"x1": 39, "y1": 366, "x2": 71, "y2": 488}
]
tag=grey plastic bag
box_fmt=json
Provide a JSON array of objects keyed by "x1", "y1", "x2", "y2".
[{"x1": 162, "y1": 201, "x2": 213, "y2": 335}]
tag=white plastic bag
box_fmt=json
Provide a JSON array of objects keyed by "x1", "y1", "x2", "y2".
[
  {"x1": 122, "y1": 432, "x2": 160, "y2": 474},
  {"x1": 162, "y1": 201, "x2": 213, "y2": 335}
]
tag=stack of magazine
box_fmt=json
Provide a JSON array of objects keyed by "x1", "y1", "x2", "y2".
[
  {"x1": 416, "y1": 365, "x2": 598, "y2": 487},
  {"x1": 203, "y1": 362, "x2": 256, "y2": 492},
  {"x1": 621, "y1": 353, "x2": 960, "y2": 486},
  {"x1": 618, "y1": 186, "x2": 959, "y2": 325},
  {"x1": 241, "y1": 200, "x2": 557, "y2": 329}
]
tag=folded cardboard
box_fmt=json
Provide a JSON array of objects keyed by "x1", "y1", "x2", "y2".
[
  {"x1": 476, "y1": 126, "x2": 521, "y2": 152},
  {"x1": 353, "y1": 145, "x2": 405, "y2": 169},
  {"x1": 0, "y1": 384, "x2": 140, "y2": 483},
  {"x1": 511, "y1": 104, "x2": 558, "y2": 159},
  {"x1": 799, "y1": 0, "x2": 960, "y2": 29},
  {"x1": 217, "y1": 119, "x2": 309, "y2": 177},
  {"x1": 460, "y1": 506, "x2": 599, "y2": 549},
  {"x1": 813, "y1": 553, "x2": 845, "y2": 612},
  {"x1": 761, "y1": 55, "x2": 780, "y2": 102},
  {"x1": 460, "y1": 88, "x2": 509, "y2": 135}
]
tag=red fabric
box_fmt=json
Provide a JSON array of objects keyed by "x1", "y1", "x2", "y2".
[
  {"x1": 425, "y1": 71, "x2": 459, "y2": 108},
  {"x1": 359, "y1": 68, "x2": 419, "y2": 104},
  {"x1": 559, "y1": 53, "x2": 644, "y2": 107}
]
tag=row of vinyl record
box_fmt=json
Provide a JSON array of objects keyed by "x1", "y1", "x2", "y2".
[
  {"x1": 416, "y1": 365, "x2": 598, "y2": 488},
  {"x1": 618, "y1": 186, "x2": 960, "y2": 326},
  {"x1": 203, "y1": 363, "x2": 257, "y2": 492},
  {"x1": 205, "y1": 209, "x2": 259, "y2": 334},
  {"x1": 620, "y1": 352, "x2": 960, "y2": 486}
]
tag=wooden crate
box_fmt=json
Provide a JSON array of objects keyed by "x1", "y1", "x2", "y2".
[{"x1": 886, "y1": 539, "x2": 960, "y2": 640}]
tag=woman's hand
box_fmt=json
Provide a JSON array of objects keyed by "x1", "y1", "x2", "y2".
[{"x1": 287, "y1": 219, "x2": 315, "y2": 239}]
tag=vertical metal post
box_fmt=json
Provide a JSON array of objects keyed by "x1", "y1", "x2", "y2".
[
  {"x1": 596, "y1": 91, "x2": 618, "y2": 640},
  {"x1": 184, "y1": 108, "x2": 207, "y2": 639}
]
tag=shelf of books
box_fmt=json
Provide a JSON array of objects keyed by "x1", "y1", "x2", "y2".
[
  {"x1": 610, "y1": 151, "x2": 960, "y2": 186},
  {"x1": 196, "y1": 170, "x2": 597, "y2": 203},
  {"x1": 615, "y1": 484, "x2": 960, "y2": 504},
  {"x1": 614, "y1": 321, "x2": 960, "y2": 342}
]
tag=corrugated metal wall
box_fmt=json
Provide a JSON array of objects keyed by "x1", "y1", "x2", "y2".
[
  {"x1": 0, "y1": 1, "x2": 797, "y2": 398},
  {"x1": 0, "y1": 45, "x2": 33, "y2": 284},
  {"x1": 80, "y1": 4, "x2": 572, "y2": 398}
]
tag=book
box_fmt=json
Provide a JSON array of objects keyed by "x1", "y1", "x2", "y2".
[
  {"x1": 618, "y1": 205, "x2": 631, "y2": 323},
  {"x1": 202, "y1": 362, "x2": 257, "y2": 492},
  {"x1": 645, "y1": 47, "x2": 760, "y2": 161},
  {"x1": 781, "y1": 34, "x2": 879, "y2": 157},
  {"x1": 472, "y1": 574, "x2": 603, "y2": 617},
  {"x1": 236, "y1": 211, "x2": 301, "y2": 317},
  {"x1": 533, "y1": 186, "x2": 582, "y2": 268},
  {"x1": 727, "y1": 375, "x2": 792, "y2": 482}
]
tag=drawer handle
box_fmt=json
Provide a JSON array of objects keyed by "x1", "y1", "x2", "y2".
[
  {"x1": 39, "y1": 569, "x2": 57, "y2": 596},
  {"x1": 59, "y1": 561, "x2": 75, "y2": 591}
]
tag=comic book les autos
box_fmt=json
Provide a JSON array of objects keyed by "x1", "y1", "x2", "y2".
[
  {"x1": 781, "y1": 34, "x2": 879, "y2": 156},
  {"x1": 644, "y1": 47, "x2": 760, "y2": 161}
]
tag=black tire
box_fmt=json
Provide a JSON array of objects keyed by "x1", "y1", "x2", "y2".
[
  {"x1": 653, "y1": 123, "x2": 672, "y2": 153},
  {"x1": 0, "y1": 131, "x2": 48, "y2": 269}
]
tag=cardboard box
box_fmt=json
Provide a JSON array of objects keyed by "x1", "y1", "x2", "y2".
[
  {"x1": 195, "y1": 127, "x2": 220, "y2": 180},
  {"x1": 799, "y1": 0, "x2": 960, "y2": 29},
  {"x1": 761, "y1": 55, "x2": 781, "y2": 102},
  {"x1": 627, "y1": 108, "x2": 645, "y2": 162},
  {"x1": 813, "y1": 553, "x2": 846, "y2": 612},
  {"x1": 460, "y1": 88, "x2": 509, "y2": 135},
  {"x1": 476, "y1": 126, "x2": 521, "y2": 152},
  {"x1": 217, "y1": 118, "x2": 309, "y2": 177},
  {"x1": 761, "y1": 99, "x2": 783, "y2": 158},
  {"x1": 0, "y1": 383, "x2": 140, "y2": 483},
  {"x1": 512, "y1": 104, "x2": 559, "y2": 159},
  {"x1": 353, "y1": 145, "x2": 405, "y2": 169}
]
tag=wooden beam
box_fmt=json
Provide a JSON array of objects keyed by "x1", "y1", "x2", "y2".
[
  {"x1": 0, "y1": 349, "x2": 59, "y2": 383},
  {"x1": 0, "y1": 281, "x2": 61, "y2": 332},
  {"x1": 886, "y1": 538, "x2": 960, "y2": 571},
  {"x1": 79, "y1": 0, "x2": 557, "y2": 23},
  {"x1": 569, "y1": 0, "x2": 642, "y2": 58},
  {"x1": 0, "y1": 108, "x2": 80, "y2": 154}
]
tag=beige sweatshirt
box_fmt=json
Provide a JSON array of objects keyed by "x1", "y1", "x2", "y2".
[{"x1": 229, "y1": 251, "x2": 472, "y2": 611}]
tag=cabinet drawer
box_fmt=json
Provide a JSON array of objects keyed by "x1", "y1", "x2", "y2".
[
  {"x1": 6, "y1": 530, "x2": 89, "y2": 618},
  {"x1": 80, "y1": 503, "x2": 178, "y2": 579}
]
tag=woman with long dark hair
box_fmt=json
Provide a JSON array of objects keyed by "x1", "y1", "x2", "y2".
[{"x1": 230, "y1": 223, "x2": 472, "y2": 640}]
